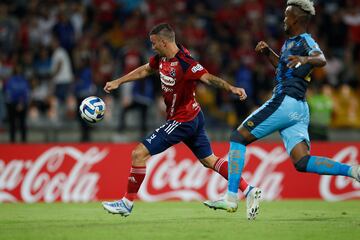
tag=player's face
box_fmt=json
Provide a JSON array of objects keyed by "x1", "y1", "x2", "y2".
[
  {"x1": 283, "y1": 6, "x2": 296, "y2": 35},
  {"x1": 150, "y1": 35, "x2": 166, "y2": 56}
]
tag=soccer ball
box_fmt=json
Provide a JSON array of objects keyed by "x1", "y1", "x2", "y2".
[{"x1": 79, "y1": 96, "x2": 106, "y2": 124}]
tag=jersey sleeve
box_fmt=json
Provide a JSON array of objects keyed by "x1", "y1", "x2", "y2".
[
  {"x1": 303, "y1": 36, "x2": 323, "y2": 56},
  {"x1": 149, "y1": 55, "x2": 160, "y2": 70},
  {"x1": 184, "y1": 60, "x2": 208, "y2": 80}
]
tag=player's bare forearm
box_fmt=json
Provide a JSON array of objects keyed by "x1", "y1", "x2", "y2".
[
  {"x1": 104, "y1": 64, "x2": 155, "y2": 93},
  {"x1": 117, "y1": 64, "x2": 154, "y2": 84},
  {"x1": 200, "y1": 73, "x2": 232, "y2": 91},
  {"x1": 200, "y1": 73, "x2": 247, "y2": 100},
  {"x1": 267, "y1": 49, "x2": 280, "y2": 67},
  {"x1": 255, "y1": 41, "x2": 279, "y2": 68},
  {"x1": 287, "y1": 52, "x2": 326, "y2": 68}
]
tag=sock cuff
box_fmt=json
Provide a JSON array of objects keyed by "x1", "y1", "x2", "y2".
[
  {"x1": 230, "y1": 141, "x2": 246, "y2": 151},
  {"x1": 130, "y1": 166, "x2": 146, "y2": 174},
  {"x1": 214, "y1": 158, "x2": 226, "y2": 172}
]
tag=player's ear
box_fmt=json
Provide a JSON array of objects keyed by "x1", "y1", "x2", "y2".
[{"x1": 161, "y1": 39, "x2": 167, "y2": 47}]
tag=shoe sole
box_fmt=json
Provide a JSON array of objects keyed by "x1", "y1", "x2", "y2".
[
  {"x1": 247, "y1": 189, "x2": 262, "y2": 220},
  {"x1": 203, "y1": 202, "x2": 238, "y2": 213}
]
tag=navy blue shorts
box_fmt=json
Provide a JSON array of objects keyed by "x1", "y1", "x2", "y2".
[{"x1": 142, "y1": 111, "x2": 212, "y2": 159}]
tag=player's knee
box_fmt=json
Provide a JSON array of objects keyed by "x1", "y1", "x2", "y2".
[
  {"x1": 230, "y1": 130, "x2": 249, "y2": 145},
  {"x1": 131, "y1": 147, "x2": 146, "y2": 165},
  {"x1": 294, "y1": 155, "x2": 310, "y2": 172}
]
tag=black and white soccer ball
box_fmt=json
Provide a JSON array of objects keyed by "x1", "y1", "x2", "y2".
[{"x1": 79, "y1": 96, "x2": 106, "y2": 124}]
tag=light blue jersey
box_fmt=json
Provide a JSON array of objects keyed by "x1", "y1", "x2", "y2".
[{"x1": 242, "y1": 33, "x2": 323, "y2": 154}]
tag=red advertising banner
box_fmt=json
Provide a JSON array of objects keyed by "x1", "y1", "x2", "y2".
[{"x1": 0, "y1": 142, "x2": 359, "y2": 202}]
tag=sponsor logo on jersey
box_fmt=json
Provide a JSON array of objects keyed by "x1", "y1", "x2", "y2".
[
  {"x1": 170, "y1": 61, "x2": 178, "y2": 66},
  {"x1": 160, "y1": 72, "x2": 176, "y2": 86},
  {"x1": 191, "y1": 64, "x2": 204, "y2": 73},
  {"x1": 161, "y1": 84, "x2": 173, "y2": 92}
]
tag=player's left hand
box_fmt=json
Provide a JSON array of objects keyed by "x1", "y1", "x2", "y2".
[
  {"x1": 287, "y1": 55, "x2": 308, "y2": 68},
  {"x1": 230, "y1": 86, "x2": 247, "y2": 101}
]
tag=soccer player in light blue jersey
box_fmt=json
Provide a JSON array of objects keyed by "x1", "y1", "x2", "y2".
[{"x1": 204, "y1": 0, "x2": 360, "y2": 218}]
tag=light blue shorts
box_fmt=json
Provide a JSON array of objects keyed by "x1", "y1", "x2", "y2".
[{"x1": 242, "y1": 94, "x2": 310, "y2": 154}]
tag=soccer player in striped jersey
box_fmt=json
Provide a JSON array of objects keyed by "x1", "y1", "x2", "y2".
[
  {"x1": 204, "y1": 0, "x2": 360, "y2": 215},
  {"x1": 102, "y1": 23, "x2": 261, "y2": 219}
]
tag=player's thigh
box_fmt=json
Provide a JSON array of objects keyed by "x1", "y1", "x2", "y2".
[
  {"x1": 241, "y1": 94, "x2": 290, "y2": 139},
  {"x1": 279, "y1": 97, "x2": 310, "y2": 157},
  {"x1": 183, "y1": 122, "x2": 213, "y2": 162},
  {"x1": 141, "y1": 120, "x2": 197, "y2": 156},
  {"x1": 280, "y1": 122, "x2": 310, "y2": 157}
]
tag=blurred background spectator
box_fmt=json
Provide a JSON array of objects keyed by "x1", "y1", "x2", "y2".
[
  {"x1": 0, "y1": 0, "x2": 359, "y2": 142},
  {"x1": 3, "y1": 63, "x2": 30, "y2": 142}
]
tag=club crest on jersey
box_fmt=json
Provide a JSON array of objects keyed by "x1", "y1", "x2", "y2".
[
  {"x1": 287, "y1": 41, "x2": 294, "y2": 50},
  {"x1": 170, "y1": 68, "x2": 176, "y2": 77}
]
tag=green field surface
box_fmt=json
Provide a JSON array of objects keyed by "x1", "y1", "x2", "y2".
[{"x1": 0, "y1": 200, "x2": 359, "y2": 240}]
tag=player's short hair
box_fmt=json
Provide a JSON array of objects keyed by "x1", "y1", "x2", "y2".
[
  {"x1": 149, "y1": 23, "x2": 175, "y2": 42},
  {"x1": 287, "y1": 0, "x2": 315, "y2": 15}
]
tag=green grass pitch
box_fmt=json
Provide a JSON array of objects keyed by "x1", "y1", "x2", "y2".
[{"x1": 0, "y1": 200, "x2": 359, "y2": 240}]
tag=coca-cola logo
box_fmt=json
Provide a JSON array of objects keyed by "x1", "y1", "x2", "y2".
[
  {"x1": 0, "y1": 146, "x2": 108, "y2": 203},
  {"x1": 320, "y1": 146, "x2": 360, "y2": 201},
  {"x1": 139, "y1": 146, "x2": 289, "y2": 201},
  {"x1": 139, "y1": 145, "x2": 360, "y2": 202}
]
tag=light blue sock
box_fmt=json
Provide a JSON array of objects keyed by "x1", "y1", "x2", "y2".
[
  {"x1": 306, "y1": 156, "x2": 352, "y2": 176},
  {"x1": 228, "y1": 141, "x2": 246, "y2": 194}
]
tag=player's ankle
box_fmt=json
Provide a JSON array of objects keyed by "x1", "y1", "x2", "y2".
[{"x1": 226, "y1": 191, "x2": 238, "y2": 202}]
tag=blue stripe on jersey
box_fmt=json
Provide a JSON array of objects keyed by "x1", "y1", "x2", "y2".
[{"x1": 175, "y1": 54, "x2": 191, "y2": 72}]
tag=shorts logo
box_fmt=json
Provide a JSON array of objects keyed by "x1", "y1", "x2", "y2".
[
  {"x1": 247, "y1": 121, "x2": 255, "y2": 127},
  {"x1": 146, "y1": 133, "x2": 156, "y2": 144}
]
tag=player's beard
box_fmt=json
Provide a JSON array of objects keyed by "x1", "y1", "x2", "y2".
[{"x1": 284, "y1": 23, "x2": 289, "y2": 35}]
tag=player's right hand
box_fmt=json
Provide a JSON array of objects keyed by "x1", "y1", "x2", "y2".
[
  {"x1": 255, "y1": 41, "x2": 270, "y2": 55},
  {"x1": 104, "y1": 80, "x2": 120, "y2": 93},
  {"x1": 230, "y1": 87, "x2": 247, "y2": 101}
]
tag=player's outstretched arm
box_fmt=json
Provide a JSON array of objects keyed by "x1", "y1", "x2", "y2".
[
  {"x1": 287, "y1": 51, "x2": 326, "y2": 68},
  {"x1": 255, "y1": 41, "x2": 279, "y2": 68},
  {"x1": 104, "y1": 63, "x2": 155, "y2": 93},
  {"x1": 200, "y1": 73, "x2": 247, "y2": 101}
]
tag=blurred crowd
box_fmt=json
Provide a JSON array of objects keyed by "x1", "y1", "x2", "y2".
[{"x1": 0, "y1": 0, "x2": 360, "y2": 142}]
